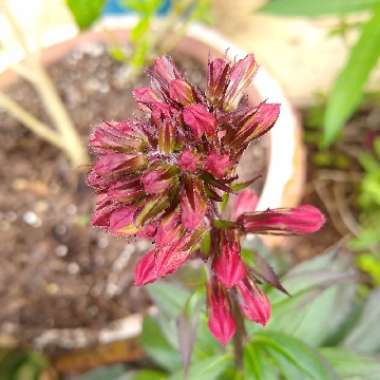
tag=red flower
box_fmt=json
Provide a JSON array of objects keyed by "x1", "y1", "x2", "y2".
[
  {"x1": 88, "y1": 53, "x2": 325, "y2": 344},
  {"x1": 207, "y1": 279, "x2": 236, "y2": 345}
]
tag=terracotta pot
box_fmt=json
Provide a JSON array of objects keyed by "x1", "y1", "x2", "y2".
[{"x1": 0, "y1": 17, "x2": 304, "y2": 354}]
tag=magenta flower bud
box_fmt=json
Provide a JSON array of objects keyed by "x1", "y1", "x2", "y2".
[
  {"x1": 91, "y1": 194, "x2": 114, "y2": 228},
  {"x1": 133, "y1": 87, "x2": 161, "y2": 105},
  {"x1": 183, "y1": 104, "x2": 216, "y2": 140},
  {"x1": 142, "y1": 167, "x2": 176, "y2": 195},
  {"x1": 224, "y1": 54, "x2": 258, "y2": 111},
  {"x1": 237, "y1": 278, "x2": 271, "y2": 325},
  {"x1": 180, "y1": 178, "x2": 207, "y2": 230},
  {"x1": 231, "y1": 189, "x2": 259, "y2": 221},
  {"x1": 212, "y1": 231, "x2": 246, "y2": 288},
  {"x1": 134, "y1": 249, "x2": 158, "y2": 286},
  {"x1": 207, "y1": 57, "x2": 230, "y2": 106},
  {"x1": 135, "y1": 236, "x2": 193, "y2": 286},
  {"x1": 179, "y1": 150, "x2": 200, "y2": 172},
  {"x1": 207, "y1": 279, "x2": 236, "y2": 345},
  {"x1": 169, "y1": 79, "x2": 194, "y2": 105},
  {"x1": 109, "y1": 206, "x2": 138, "y2": 235},
  {"x1": 155, "y1": 211, "x2": 183, "y2": 247},
  {"x1": 238, "y1": 205, "x2": 326, "y2": 235},
  {"x1": 108, "y1": 177, "x2": 144, "y2": 203},
  {"x1": 228, "y1": 103, "x2": 280, "y2": 151},
  {"x1": 90, "y1": 121, "x2": 147, "y2": 154},
  {"x1": 95, "y1": 153, "x2": 146, "y2": 177},
  {"x1": 153, "y1": 56, "x2": 180, "y2": 84},
  {"x1": 204, "y1": 152, "x2": 231, "y2": 179}
]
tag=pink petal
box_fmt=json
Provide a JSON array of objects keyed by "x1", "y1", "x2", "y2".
[
  {"x1": 207, "y1": 280, "x2": 236, "y2": 345},
  {"x1": 238, "y1": 205, "x2": 326, "y2": 235},
  {"x1": 109, "y1": 206, "x2": 137, "y2": 234},
  {"x1": 155, "y1": 211, "x2": 183, "y2": 247},
  {"x1": 213, "y1": 239, "x2": 246, "y2": 288},
  {"x1": 183, "y1": 104, "x2": 216, "y2": 140},
  {"x1": 207, "y1": 57, "x2": 230, "y2": 104},
  {"x1": 135, "y1": 250, "x2": 158, "y2": 286},
  {"x1": 237, "y1": 279, "x2": 271, "y2": 325},
  {"x1": 169, "y1": 79, "x2": 194, "y2": 105},
  {"x1": 179, "y1": 150, "x2": 200, "y2": 173},
  {"x1": 231, "y1": 189, "x2": 259, "y2": 220},
  {"x1": 204, "y1": 152, "x2": 231, "y2": 179}
]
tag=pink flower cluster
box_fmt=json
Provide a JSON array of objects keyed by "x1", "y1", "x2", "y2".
[{"x1": 88, "y1": 54, "x2": 325, "y2": 345}]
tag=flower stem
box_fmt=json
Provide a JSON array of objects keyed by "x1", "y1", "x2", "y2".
[{"x1": 230, "y1": 291, "x2": 246, "y2": 371}]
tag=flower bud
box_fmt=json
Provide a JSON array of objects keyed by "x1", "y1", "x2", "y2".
[
  {"x1": 109, "y1": 206, "x2": 138, "y2": 235},
  {"x1": 169, "y1": 79, "x2": 194, "y2": 105},
  {"x1": 204, "y1": 152, "x2": 231, "y2": 179},
  {"x1": 142, "y1": 166, "x2": 177, "y2": 195},
  {"x1": 238, "y1": 205, "x2": 326, "y2": 235},
  {"x1": 237, "y1": 278, "x2": 271, "y2": 325},
  {"x1": 183, "y1": 104, "x2": 216, "y2": 140},
  {"x1": 179, "y1": 150, "x2": 200, "y2": 173},
  {"x1": 207, "y1": 279, "x2": 236, "y2": 345},
  {"x1": 212, "y1": 231, "x2": 246, "y2": 288},
  {"x1": 95, "y1": 153, "x2": 146, "y2": 177}
]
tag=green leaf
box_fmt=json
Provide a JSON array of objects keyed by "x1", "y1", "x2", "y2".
[
  {"x1": 254, "y1": 331, "x2": 338, "y2": 380},
  {"x1": 259, "y1": 0, "x2": 380, "y2": 17},
  {"x1": 244, "y1": 342, "x2": 278, "y2": 380},
  {"x1": 147, "y1": 281, "x2": 190, "y2": 318},
  {"x1": 321, "y1": 348, "x2": 380, "y2": 380},
  {"x1": 130, "y1": 17, "x2": 151, "y2": 44},
  {"x1": 168, "y1": 354, "x2": 232, "y2": 380},
  {"x1": 131, "y1": 370, "x2": 168, "y2": 380},
  {"x1": 323, "y1": 3, "x2": 380, "y2": 146},
  {"x1": 66, "y1": 0, "x2": 106, "y2": 30},
  {"x1": 344, "y1": 288, "x2": 380, "y2": 353},
  {"x1": 123, "y1": 0, "x2": 162, "y2": 14},
  {"x1": 141, "y1": 316, "x2": 181, "y2": 372}
]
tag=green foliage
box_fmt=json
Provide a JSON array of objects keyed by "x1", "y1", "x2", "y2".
[
  {"x1": 259, "y1": 0, "x2": 380, "y2": 17},
  {"x1": 323, "y1": 3, "x2": 380, "y2": 146},
  {"x1": 0, "y1": 349, "x2": 49, "y2": 380},
  {"x1": 66, "y1": 0, "x2": 106, "y2": 30},
  {"x1": 260, "y1": 1, "x2": 380, "y2": 147}
]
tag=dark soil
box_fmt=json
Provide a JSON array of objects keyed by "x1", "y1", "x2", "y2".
[{"x1": 0, "y1": 43, "x2": 268, "y2": 347}]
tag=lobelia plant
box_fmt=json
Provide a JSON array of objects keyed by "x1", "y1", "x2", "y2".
[{"x1": 87, "y1": 53, "x2": 325, "y2": 351}]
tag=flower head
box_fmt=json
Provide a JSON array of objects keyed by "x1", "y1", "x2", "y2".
[{"x1": 88, "y1": 53, "x2": 325, "y2": 345}]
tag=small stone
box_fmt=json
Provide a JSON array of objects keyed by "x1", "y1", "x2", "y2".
[
  {"x1": 23, "y1": 211, "x2": 41, "y2": 227},
  {"x1": 55, "y1": 245, "x2": 68, "y2": 257},
  {"x1": 67, "y1": 262, "x2": 80, "y2": 275}
]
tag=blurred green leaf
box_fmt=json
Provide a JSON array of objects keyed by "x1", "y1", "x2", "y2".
[
  {"x1": 321, "y1": 348, "x2": 380, "y2": 379},
  {"x1": 66, "y1": 0, "x2": 106, "y2": 30},
  {"x1": 131, "y1": 369, "x2": 168, "y2": 380},
  {"x1": 147, "y1": 281, "x2": 190, "y2": 318},
  {"x1": 323, "y1": 3, "x2": 380, "y2": 146},
  {"x1": 244, "y1": 342, "x2": 278, "y2": 380},
  {"x1": 344, "y1": 288, "x2": 380, "y2": 353},
  {"x1": 73, "y1": 365, "x2": 127, "y2": 380},
  {"x1": 0, "y1": 349, "x2": 49, "y2": 380},
  {"x1": 141, "y1": 316, "x2": 181, "y2": 372},
  {"x1": 130, "y1": 17, "x2": 151, "y2": 43},
  {"x1": 259, "y1": 0, "x2": 380, "y2": 17},
  {"x1": 254, "y1": 331, "x2": 337, "y2": 380},
  {"x1": 168, "y1": 354, "x2": 232, "y2": 380},
  {"x1": 123, "y1": 0, "x2": 162, "y2": 14}
]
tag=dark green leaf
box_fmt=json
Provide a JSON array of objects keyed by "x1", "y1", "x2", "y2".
[
  {"x1": 66, "y1": 0, "x2": 106, "y2": 30},
  {"x1": 254, "y1": 331, "x2": 338, "y2": 380},
  {"x1": 321, "y1": 348, "x2": 380, "y2": 380},
  {"x1": 259, "y1": 0, "x2": 380, "y2": 17},
  {"x1": 323, "y1": 3, "x2": 380, "y2": 146}
]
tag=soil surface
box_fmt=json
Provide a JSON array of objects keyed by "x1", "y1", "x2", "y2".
[{"x1": 0, "y1": 43, "x2": 268, "y2": 347}]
